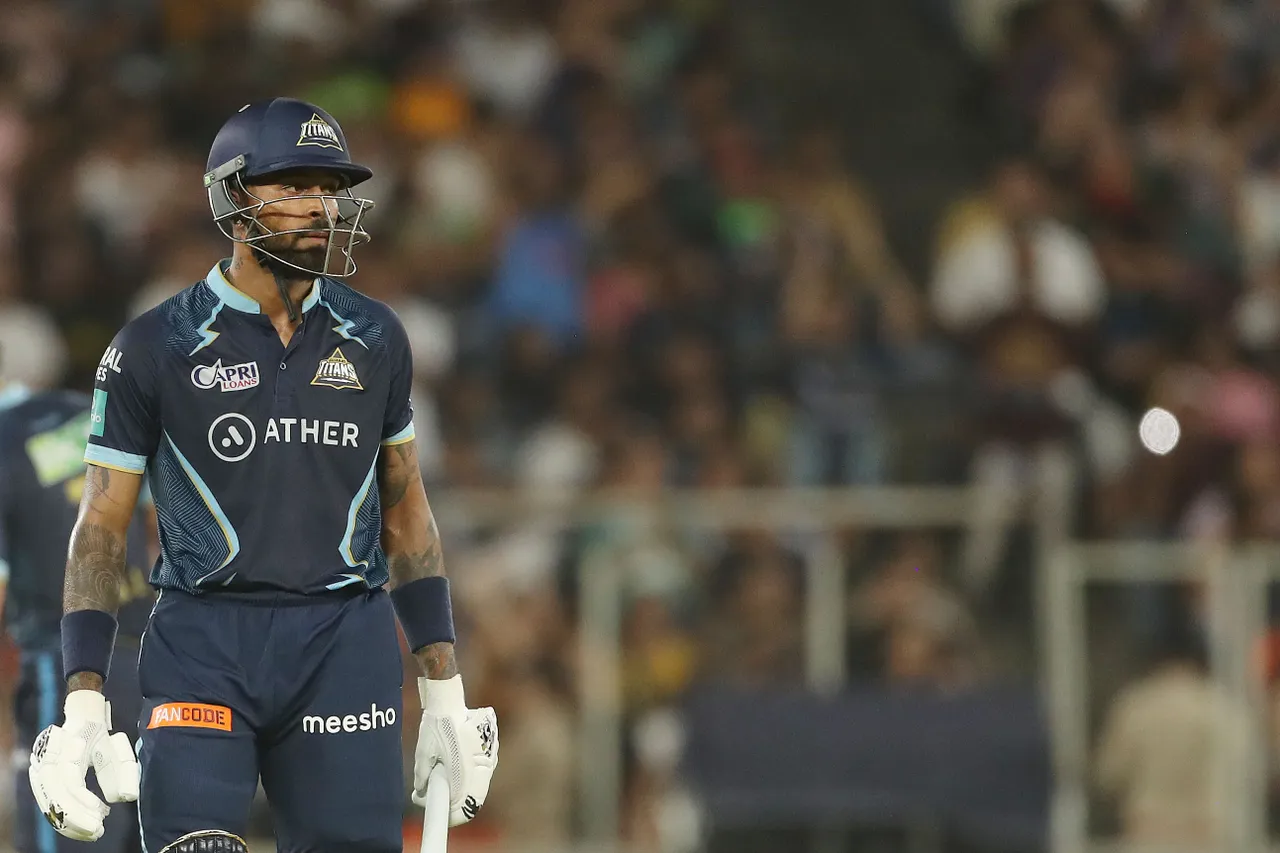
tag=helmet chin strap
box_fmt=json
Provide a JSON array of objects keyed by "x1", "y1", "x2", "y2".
[{"x1": 277, "y1": 275, "x2": 300, "y2": 325}]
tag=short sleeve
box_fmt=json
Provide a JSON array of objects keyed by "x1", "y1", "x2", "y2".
[
  {"x1": 381, "y1": 312, "x2": 416, "y2": 447},
  {"x1": 84, "y1": 325, "x2": 161, "y2": 474}
]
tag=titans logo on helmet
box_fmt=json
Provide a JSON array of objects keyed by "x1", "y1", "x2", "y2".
[{"x1": 297, "y1": 114, "x2": 343, "y2": 151}]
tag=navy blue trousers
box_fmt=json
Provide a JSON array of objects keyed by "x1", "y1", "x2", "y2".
[{"x1": 136, "y1": 588, "x2": 404, "y2": 852}]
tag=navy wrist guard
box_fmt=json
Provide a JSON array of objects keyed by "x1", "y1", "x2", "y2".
[
  {"x1": 61, "y1": 610, "x2": 117, "y2": 682},
  {"x1": 390, "y1": 576, "x2": 455, "y2": 652}
]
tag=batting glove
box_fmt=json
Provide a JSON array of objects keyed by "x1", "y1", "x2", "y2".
[
  {"x1": 413, "y1": 675, "x2": 499, "y2": 826},
  {"x1": 28, "y1": 689, "x2": 139, "y2": 841}
]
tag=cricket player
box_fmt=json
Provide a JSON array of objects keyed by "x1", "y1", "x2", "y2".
[
  {"x1": 0, "y1": 375, "x2": 155, "y2": 853},
  {"x1": 26, "y1": 98, "x2": 498, "y2": 852}
]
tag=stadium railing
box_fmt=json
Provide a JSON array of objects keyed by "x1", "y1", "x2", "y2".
[
  {"x1": 432, "y1": 479, "x2": 1050, "y2": 852},
  {"x1": 1045, "y1": 540, "x2": 1280, "y2": 853}
]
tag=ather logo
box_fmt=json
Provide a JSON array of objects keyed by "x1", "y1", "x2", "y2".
[{"x1": 302, "y1": 704, "x2": 397, "y2": 735}]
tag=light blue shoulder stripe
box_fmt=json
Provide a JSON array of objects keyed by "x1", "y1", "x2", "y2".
[
  {"x1": 382, "y1": 422, "x2": 415, "y2": 446},
  {"x1": 85, "y1": 444, "x2": 148, "y2": 474},
  {"x1": 326, "y1": 574, "x2": 367, "y2": 591},
  {"x1": 191, "y1": 299, "x2": 226, "y2": 356},
  {"x1": 317, "y1": 295, "x2": 369, "y2": 349},
  {"x1": 339, "y1": 457, "x2": 378, "y2": 570},
  {"x1": 163, "y1": 432, "x2": 240, "y2": 577}
]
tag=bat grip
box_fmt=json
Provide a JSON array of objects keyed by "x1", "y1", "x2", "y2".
[{"x1": 420, "y1": 764, "x2": 451, "y2": 853}]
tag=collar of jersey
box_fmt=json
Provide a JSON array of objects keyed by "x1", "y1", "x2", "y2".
[{"x1": 205, "y1": 261, "x2": 322, "y2": 315}]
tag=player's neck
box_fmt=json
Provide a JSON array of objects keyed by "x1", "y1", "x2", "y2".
[{"x1": 227, "y1": 251, "x2": 312, "y2": 328}]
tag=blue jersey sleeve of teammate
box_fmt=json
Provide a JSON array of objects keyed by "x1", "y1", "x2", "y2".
[
  {"x1": 85, "y1": 323, "x2": 161, "y2": 474},
  {"x1": 0, "y1": 432, "x2": 10, "y2": 585},
  {"x1": 381, "y1": 313, "x2": 416, "y2": 447}
]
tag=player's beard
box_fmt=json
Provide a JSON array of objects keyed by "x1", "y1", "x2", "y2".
[{"x1": 248, "y1": 230, "x2": 331, "y2": 280}]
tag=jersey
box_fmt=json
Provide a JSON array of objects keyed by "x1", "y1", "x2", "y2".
[
  {"x1": 84, "y1": 260, "x2": 416, "y2": 595},
  {"x1": 0, "y1": 387, "x2": 155, "y2": 647}
]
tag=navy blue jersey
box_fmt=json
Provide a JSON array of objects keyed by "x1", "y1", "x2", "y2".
[
  {"x1": 0, "y1": 387, "x2": 156, "y2": 647},
  {"x1": 84, "y1": 261, "x2": 416, "y2": 595}
]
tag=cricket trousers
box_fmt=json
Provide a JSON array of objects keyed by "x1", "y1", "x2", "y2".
[
  {"x1": 13, "y1": 640, "x2": 143, "y2": 853},
  {"x1": 135, "y1": 587, "x2": 405, "y2": 853}
]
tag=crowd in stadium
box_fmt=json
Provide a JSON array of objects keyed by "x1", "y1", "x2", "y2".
[{"x1": 3, "y1": 0, "x2": 1280, "y2": 847}]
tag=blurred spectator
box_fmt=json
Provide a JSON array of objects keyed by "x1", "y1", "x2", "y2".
[
  {"x1": 515, "y1": 357, "x2": 612, "y2": 493},
  {"x1": 589, "y1": 428, "x2": 696, "y2": 607},
  {"x1": 0, "y1": 252, "x2": 67, "y2": 389},
  {"x1": 704, "y1": 530, "x2": 804, "y2": 687},
  {"x1": 848, "y1": 533, "x2": 984, "y2": 687},
  {"x1": 452, "y1": 0, "x2": 561, "y2": 119},
  {"x1": 483, "y1": 664, "x2": 576, "y2": 843},
  {"x1": 0, "y1": 80, "x2": 29, "y2": 253},
  {"x1": 398, "y1": 109, "x2": 504, "y2": 293},
  {"x1": 1094, "y1": 631, "x2": 1251, "y2": 849},
  {"x1": 932, "y1": 157, "x2": 1104, "y2": 335},
  {"x1": 355, "y1": 253, "x2": 455, "y2": 480},
  {"x1": 251, "y1": 0, "x2": 347, "y2": 49},
  {"x1": 623, "y1": 594, "x2": 699, "y2": 713},
  {"x1": 934, "y1": 157, "x2": 1099, "y2": 595},
  {"x1": 783, "y1": 284, "x2": 887, "y2": 486},
  {"x1": 486, "y1": 133, "x2": 586, "y2": 352},
  {"x1": 777, "y1": 125, "x2": 920, "y2": 335},
  {"x1": 73, "y1": 107, "x2": 182, "y2": 259}
]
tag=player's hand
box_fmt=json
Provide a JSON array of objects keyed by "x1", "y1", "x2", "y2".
[
  {"x1": 28, "y1": 689, "x2": 139, "y2": 842},
  {"x1": 413, "y1": 675, "x2": 499, "y2": 826}
]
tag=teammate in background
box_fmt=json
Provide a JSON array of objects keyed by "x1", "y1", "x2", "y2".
[
  {"x1": 27, "y1": 98, "x2": 498, "y2": 853},
  {"x1": 0, "y1": 368, "x2": 155, "y2": 853}
]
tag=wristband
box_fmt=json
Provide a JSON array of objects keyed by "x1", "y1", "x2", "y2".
[
  {"x1": 61, "y1": 609, "x2": 118, "y2": 682},
  {"x1": 390, "y1": 576, "x2": 455, "y2": 652}
]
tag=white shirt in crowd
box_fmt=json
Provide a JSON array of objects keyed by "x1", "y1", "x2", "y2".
[
  {"x1": 931, "y1": 217, "x2": 1105, "y2": 332},
  {"x1": 0, "y1": 302, "x2": 68, "y2": 390}
]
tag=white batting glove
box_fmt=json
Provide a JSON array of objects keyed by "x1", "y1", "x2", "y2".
[
  {"x1": 28, "y1": 689, "x2": 139, "y2": 842},
  {"x1": 413, "y1": 675, "x2": 499, "y2": 826}
]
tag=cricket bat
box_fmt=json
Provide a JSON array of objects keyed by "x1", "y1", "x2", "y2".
[{"x1": 420, "y1": 764, "x2": 450, "y2": 853}]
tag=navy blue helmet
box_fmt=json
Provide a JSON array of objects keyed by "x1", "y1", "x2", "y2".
[{"x1": 203, "y1": 98, "x2": 375, "y2": 278}]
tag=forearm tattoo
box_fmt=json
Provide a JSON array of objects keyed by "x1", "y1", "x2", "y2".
[
  {"x1": 63, "y1": 467, "x2": 127, "y2": 615},
  {"x1": 385, "y1": 516, "x2": 445, "y2": 585},
  {"x1": 64, "y1": 468, "x2": 129, "y2": 692},
  {"x1": 380, "y1": 441, "x2": 457, "y2": 679},
  {"x1": 379, "y1": 442, "x2": 415, "y2": 510},
  {"x1": 63, "y1": 523, "x2": 127, "y2": 614}
]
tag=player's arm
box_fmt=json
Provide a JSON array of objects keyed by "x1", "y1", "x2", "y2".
[
  {"x1": 28, "y1": 329, "x2": 152, "y2": 839},
  {"x1": 378, "y1": 437, "x2": 456, "y2": 679},
  {"x1": 66, "y1": 328, "x2": 160, "y2": 693},
  {"x1": 379, "y1": 312, "x2": 496, "y2": 827},
  {"x1": 63, "y1": 464, "x2": 143, "y2": 692}
]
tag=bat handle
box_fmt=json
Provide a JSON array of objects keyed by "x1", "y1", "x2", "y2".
[{"x1": 420, "y1": 764, "x2": 451, "y2": 853}]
